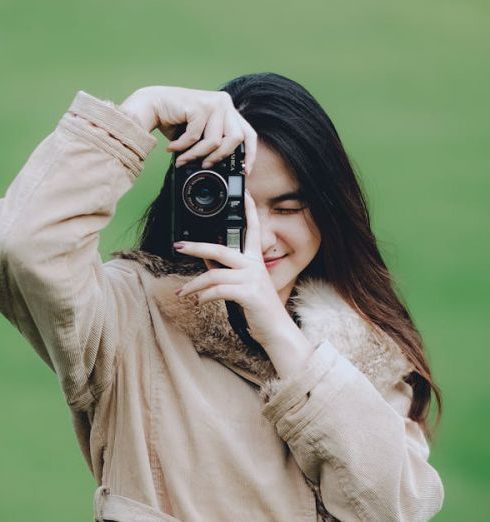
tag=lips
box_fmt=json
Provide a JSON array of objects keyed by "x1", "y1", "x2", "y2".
[
  {"x1": 264, "y1": 254, "x2": 286, "y2": 262},
  {"x1": 264, "y1": 255, "x2": 287, "y2": 267}
]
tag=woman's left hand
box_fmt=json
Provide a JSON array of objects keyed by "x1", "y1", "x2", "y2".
[{"x1": 173, "y1": 190, "x2": 291, "y2": 348}]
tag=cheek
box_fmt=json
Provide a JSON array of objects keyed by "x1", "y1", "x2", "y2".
[
  {"x1": 299, "y1": 213, "x2": 321, "y2": 249},
  {"x1": 281, "y1": 216, "x2": 320, "y2": 253}
]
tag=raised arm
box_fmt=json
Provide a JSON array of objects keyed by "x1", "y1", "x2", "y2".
[
  {"x1": 0, "y1": 86, "x2": 256, "y2": 411},
  {"x1": 0, "y1": 92, "x2": 157, "y2": 410}
]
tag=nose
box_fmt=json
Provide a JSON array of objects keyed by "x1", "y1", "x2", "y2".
[{"x1": 256, "y1": 211, "x2": 277, "y2": 255}]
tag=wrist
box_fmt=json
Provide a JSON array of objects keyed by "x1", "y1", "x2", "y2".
[
  {"x1": 119, "y1": 88, "x2": 158, "y2": 133},
  {"x1": 263, "y1": 321, "x2": 315, "y2": 380},
  {"x1": 264, "y1": 317, "x2": 302, "y2": 349}
]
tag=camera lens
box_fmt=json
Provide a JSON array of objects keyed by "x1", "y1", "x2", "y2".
[
  {"x1": 194, "y1": 183, "x2": 214, "y2": 206},
  {"x1": 182, "y1": 171, "x2": 228, "y2": 217}
]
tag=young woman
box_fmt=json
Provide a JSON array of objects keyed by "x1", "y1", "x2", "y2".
[{"x1": 0, "y1": 73, "x2": 444, "y2": 521}]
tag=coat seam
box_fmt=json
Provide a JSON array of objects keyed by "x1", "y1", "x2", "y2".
[{"x1": 59, "y1": 116, "x2": 141, "y2": 179}]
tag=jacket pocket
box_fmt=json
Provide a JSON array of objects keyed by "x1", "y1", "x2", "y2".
[{"x1": 93, "y1": 486, "x2": 181, "y2": 522}]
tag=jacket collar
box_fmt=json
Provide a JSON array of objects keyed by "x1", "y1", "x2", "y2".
[{"x1": 113, "y1": 250, "x2": 413, "y2": 393}]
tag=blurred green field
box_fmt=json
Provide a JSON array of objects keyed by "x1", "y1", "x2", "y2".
[{"x1": 0, "y1": 0, "x2": 488, "y2": 520}]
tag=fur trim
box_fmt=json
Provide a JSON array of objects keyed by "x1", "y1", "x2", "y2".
[
  {"x1": 112, "y1": 250, "x2": 277, "y2": 383},
  {"x1": 112, "y1": 250, "x2": 414, "y2": 395},
  {"x1": 288, "y1": 277, "x2": 414, "y2": 395}
]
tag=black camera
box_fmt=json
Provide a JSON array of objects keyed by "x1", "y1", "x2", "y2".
[{"x1": 170, "y1": 144, "x2": 247, "y2": 258}]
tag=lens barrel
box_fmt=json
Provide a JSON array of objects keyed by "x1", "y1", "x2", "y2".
[{"x1": 182, "y1": 170, "x2": 228, "y2": 217}]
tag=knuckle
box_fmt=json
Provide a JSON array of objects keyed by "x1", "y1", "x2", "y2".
[
  {"x1": 199, "y1": 99, "x2": 212, "y2": 113},
  {"x1": 220, "y1": 91, "x2": 232, "y2": 102},
  {"x1": 217, "y1": 92, "x2": 233, "y2": 108},
  {"x1": 201, "y1": 97, "x2": 215, "y2": 111},
  {"x1": 203, "y1": 152, "x2": 217, "y2": 162},
  {"x1": 247, "y1": 127, "x2": 257, "y2": 139},
  {"x1": 208, "y1": 270, "x2": 219, "y2": 282},
  {"x1": 231, "y1": 132, "x2": 243, "y2": 142},
  {"x1": 206, "y1": 137, "x2": 222, "y2": 149},
  {"x1": 187, "y1": 132, "x2": 201, "y2": 142},
  {"x1": 208, "y1": 152, "x2": 224, "y2": 163}
]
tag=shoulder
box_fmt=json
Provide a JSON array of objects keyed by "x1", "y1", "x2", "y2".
[
  {"x1": 107, "y1": 249, "x2": 206, "y2": 302},
  {"x1": 292, "y1": 276, "x2": 415, "y2": 396}
]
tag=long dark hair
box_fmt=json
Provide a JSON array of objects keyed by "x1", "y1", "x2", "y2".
[{"x1": 135, "y1": 72, "x2": 442, "y2": 439}]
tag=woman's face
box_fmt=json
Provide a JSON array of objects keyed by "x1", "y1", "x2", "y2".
[{"x1": 246, "y1": 140, "x2": 322, "y2": 305}]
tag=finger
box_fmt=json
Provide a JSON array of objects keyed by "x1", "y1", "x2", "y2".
[
  {"x1": 176, "y1": 110, "x2": 225, "y2": 165},
  {"x1": 202, "y1": 110, "x2": 244, "y2": 167},
  {"x1": 197, "y1": 284, "x2": 243, "y2": 305},
  {"x1": 237, "y1": 114, "x2": 257, "y2": 176},
  {"x1": 167, "y1": 114, "x2": 207, "y2": 156},
  {"x1": 173, "y1": 241, "x2": 246, "y2": 269},
  {"x1": 243, "y1": 191, "x2": 262, "y2": 257},
  {"x1": 177, "y1": 268, "x2": 242, "y2": 297}
]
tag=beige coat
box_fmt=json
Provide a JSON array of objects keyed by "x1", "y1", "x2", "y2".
[{"x1": 0, "y1": 91, "x2": 444, "y2": 521}]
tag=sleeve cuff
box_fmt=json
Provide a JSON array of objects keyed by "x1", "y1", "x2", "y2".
[
  {"x1": 68, "y1": 91, "x2": 157, "y2": 160},
  {"x1": 261, "y1": 340, "x2": 339, "y2": 425}
]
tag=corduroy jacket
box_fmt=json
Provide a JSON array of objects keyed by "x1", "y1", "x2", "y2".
[{"x1": 0, "y1": 91, "x2": 444, "y2": 521}]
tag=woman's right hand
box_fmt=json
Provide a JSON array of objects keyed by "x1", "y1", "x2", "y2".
[{"x1": 119, "y1": 86, "x2": 257, "y2": 174}]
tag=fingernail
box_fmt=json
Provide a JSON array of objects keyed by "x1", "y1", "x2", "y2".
[
  {"x1": 173, "y1": 242, "x2": 185, "y2": 249},
  {"x1": 202, "y1": 161, "x2": 211, "y2": 168}
]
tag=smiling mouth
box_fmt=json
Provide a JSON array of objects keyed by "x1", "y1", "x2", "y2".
[{"x1": 264, "y1": 255, "x2": 287, "y2": 266}]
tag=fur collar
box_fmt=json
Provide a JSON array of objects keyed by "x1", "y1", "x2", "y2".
[{"x1": 112, "y1": 250, "x2": 414, "y2": 394}]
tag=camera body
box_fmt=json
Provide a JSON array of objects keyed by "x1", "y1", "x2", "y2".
[{"x1": 170, "y1": 144, "x2": 246, "y2": 258}]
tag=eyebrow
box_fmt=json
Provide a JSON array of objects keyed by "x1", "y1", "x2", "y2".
[{"x1": 266, "y1": 190, "x2": 305, "y2": 204}]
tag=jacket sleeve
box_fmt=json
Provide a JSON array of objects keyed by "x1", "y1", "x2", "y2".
[
  {"x1": 0, "y1": 91, "x2": 157, "y2": 411},
  {"x1": 260, "y1": 341, "x2": 444, "y2": 521}
]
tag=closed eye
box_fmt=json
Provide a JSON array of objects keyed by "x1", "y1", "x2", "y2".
[{"x1": 274, "y1": 207, "x2": 306, "y2": 214}]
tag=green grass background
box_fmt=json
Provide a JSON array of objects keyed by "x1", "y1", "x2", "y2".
[{"x1": 0, "y1": 1, "x2": 488, "y2": 520}]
